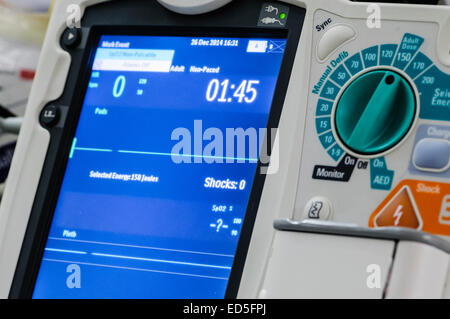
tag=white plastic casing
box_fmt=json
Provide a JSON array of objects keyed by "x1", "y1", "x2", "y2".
[
  {"x1": 386, "y1": 241, "x2": 449, "y2": 298},
  {"x1": 258, "y1": 231, "x2": 395, "y2": 299},
  {"x1": 157, "y1": 0, "x2": 232, "y2": 15},
  {"x1": 239, "y1": 0, "x2": 450, "y2": 298}
]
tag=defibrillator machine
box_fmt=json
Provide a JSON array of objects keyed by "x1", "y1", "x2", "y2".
[{"x1": 0, "y1": 0, "x2": 449, "y2": 299}]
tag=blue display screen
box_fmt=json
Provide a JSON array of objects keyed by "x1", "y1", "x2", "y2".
[{"x1": 32, "y1": 34, "x2": 286, "y2": 298}]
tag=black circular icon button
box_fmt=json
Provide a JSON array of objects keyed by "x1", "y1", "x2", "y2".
[
  {"x1": 41, "y1": 105, "x2": 60, "y2": 127},
  {"x1": 62, "y1": 28, "x2": 81, "y2": 48}
]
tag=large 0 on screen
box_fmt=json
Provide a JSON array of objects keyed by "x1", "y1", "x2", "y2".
[{"x1": 33, "y1": 34, "x2": 287, "y2": 298}]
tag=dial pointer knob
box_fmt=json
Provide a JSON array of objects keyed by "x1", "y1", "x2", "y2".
[{"x1": 335, "y1": 69, "x2": 416, "y2": 155}]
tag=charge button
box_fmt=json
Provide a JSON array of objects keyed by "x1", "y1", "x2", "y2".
[
  {"x1": 317, "y1": 25, "x2": 355, "y2": 61},
  {"x1": 413, "y1": 138, "x2": 450, "y2": 172}
]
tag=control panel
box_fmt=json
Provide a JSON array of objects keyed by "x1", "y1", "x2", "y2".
[{"x1": 296, "y1": 10, "x2": 450, "y2": 237}]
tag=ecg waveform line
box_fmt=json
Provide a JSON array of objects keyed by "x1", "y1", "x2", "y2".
[
  {"x1": 43, "y1": 258, "x2": 229, "y2": 281},
  {"x1": 69, "y1": 138, "x2": 259, "y2": 162},
  {"x1": 45, "y1": 247, "x2": 231, "y2": 270},
  {"x1": 49, "y1": 236, "x2": 235, "y2": 258},
  {"x1": 118, "y1": 149, "x2": 258, "y2": 163}
]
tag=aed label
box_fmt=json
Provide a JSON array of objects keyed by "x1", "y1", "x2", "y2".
[{"x1": 370, "y1": 157, "x2": 394, "y2": 191}]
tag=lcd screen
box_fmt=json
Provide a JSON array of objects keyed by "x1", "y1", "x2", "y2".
[{"x1": 32, "y1": 33, "x2": 287, "y2": 298}]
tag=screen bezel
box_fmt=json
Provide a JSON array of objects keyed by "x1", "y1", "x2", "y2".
[{"x1": 9, "y1": 24, "x2": 301, "y2": 298}]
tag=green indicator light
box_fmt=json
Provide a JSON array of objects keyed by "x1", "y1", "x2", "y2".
[{"x1": 280, "y1": 13, "x2": 286, "y2": 20}]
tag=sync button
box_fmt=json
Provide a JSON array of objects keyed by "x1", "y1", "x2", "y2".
[{"x1": 317, "y1": 25, "x2": 355, "y2": 61}]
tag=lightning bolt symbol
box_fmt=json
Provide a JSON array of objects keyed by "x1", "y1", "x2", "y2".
[{"x1": 393, "y1": 205, "x2": 404, "y2": 226}]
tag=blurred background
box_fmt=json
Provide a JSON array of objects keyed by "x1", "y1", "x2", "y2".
[{"x1": 0, "y1": 0, "x2": 51, "y2": 193}]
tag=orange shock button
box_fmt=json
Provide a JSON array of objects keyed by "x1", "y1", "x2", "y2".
[{"x1": 369, "y1": 180, "x2": 450, "y2": 236}]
